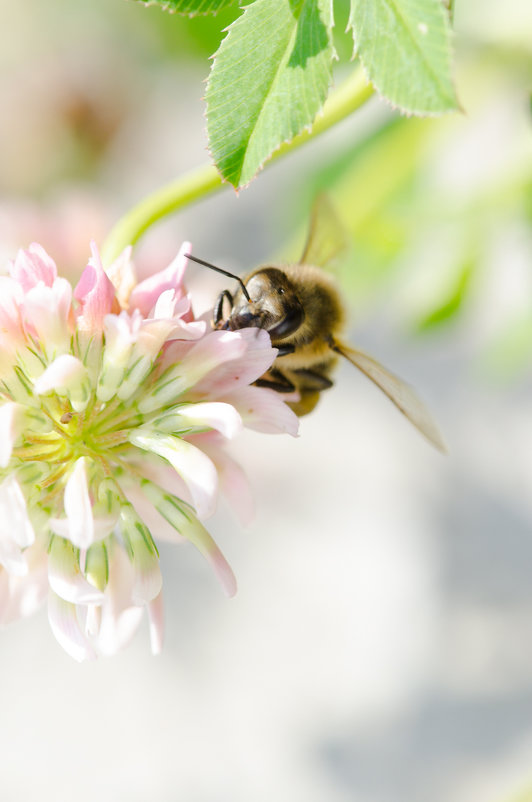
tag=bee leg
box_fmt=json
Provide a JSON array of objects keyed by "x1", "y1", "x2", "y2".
[
  {"x1": 214, "y1": 290, "x2": 234, "y2": 328},
  {"x1": 293, "y1": 368, "x2": 334, "y2": 391},
  {"x1": 254, "y1": 369, "x2": 296, "y2": 394},
  {"x1": 275, "y1": 344, "x2": 296, "y2": 357}
]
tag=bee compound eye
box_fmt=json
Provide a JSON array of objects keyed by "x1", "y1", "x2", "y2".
[{"x1": 268, "y1": 303, "x2": 304, "y2": 339}]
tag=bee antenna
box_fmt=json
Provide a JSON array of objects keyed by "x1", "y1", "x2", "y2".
[{"x1": 185, "y1": 253, "x2": 251, "y2": 302}]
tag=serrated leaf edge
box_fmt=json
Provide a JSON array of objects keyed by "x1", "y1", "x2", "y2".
[
  {"x1": 347, "y1": 0, "x2": 459, "y2": 116},
  {"x1": 132, "y1": 0, "x2": 237, "y2": 18},
  {"x1": 205, "y1": 0, "x2": 336, "y2": 188}
]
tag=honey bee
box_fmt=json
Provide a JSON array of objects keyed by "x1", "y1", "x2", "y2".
[{"x1": 185, "y1": 203, "x2": 445, "y2": 451}]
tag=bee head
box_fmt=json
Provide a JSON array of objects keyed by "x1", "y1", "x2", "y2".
[{"x1": 231, "y1": 268, "x2": 304, "y2": 340}]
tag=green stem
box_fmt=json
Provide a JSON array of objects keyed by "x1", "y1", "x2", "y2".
[{"x1": 101, "y1": 67, "x2": 374, "y2": 264}]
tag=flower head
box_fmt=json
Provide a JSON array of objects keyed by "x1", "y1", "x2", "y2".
[{"x1": 0, "y1": 241, "x2": 298, "y2": 660}]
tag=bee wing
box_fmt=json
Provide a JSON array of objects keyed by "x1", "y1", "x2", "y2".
[
  {"x1": 299, "y1": 195, "x2": 349, "y2": 268},
  {"x1": 333, "y1": 341, "x2": 447, "y2": 453}
]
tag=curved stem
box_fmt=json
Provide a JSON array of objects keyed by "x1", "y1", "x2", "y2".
[{"x1": 101, "y1": 67, "x2": 374, "y2": 264}]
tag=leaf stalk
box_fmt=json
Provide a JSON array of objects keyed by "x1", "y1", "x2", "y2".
[{"x1": 101, "y1": 67, "x2": 373, "y2": 264}]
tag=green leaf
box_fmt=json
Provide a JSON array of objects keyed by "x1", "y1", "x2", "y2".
[
  {"x1": 134, "y1": 0, "x2": 236, "y2": 17},
  {"x1": 348, "y1": 0, "x2": 458, "y2": 114},
  {"x1": 206, "y1": 0, "x2": 335, "y2": 188}
]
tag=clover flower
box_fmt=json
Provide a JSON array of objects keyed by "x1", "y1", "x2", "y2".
[{"x1": 0, "y1": 241, "x2": 298, "y2": 660}]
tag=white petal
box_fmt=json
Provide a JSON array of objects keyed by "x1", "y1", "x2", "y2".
[
  {"x1": 0, "y1": 402, "x2": 24, "y2": 468},
  {"x1": 193, "y1": 435, "x2": 255, "y2": 526},
  {"x1": 129, "y1": 431, "x2": 218, "y2": 520},
  {"x1": 116, "y1": 355, "x2": 152, "y2": 401},
  {"x1": 0, "y1": 475, "x2": 35, "y2": 549},
  {"x1": 33, "y1": 354, "x2": 87, "y2": 394},
  {"x1": 0, "y1": 540, "x2": 28, "y2": 576},
  {"x1": 123, "y1": 484, "x2": 187, "y2": 544},
  {"x1": 98, "y1": 314, "x2": 134, "y2": 401},
  {"x1": 84, "y1": 604, "x2": 101, "y2": 638},
  {"x1": 183, "y1": 517, "x2": 237, "y2": 597},
  {"x1": 62, "y1": 457, "x2": 94, "y2": 548},
  {"x1": 48, "y1": 591, "x2": 96, "y2": 662},
  {"x1": 151, "y1": 288, "x2": 185, "y2": 320},
  {"x1": 118, "y1": 506, "x2": 162, "y2": 605},
  {"x1": 138, "y1": 331, "x2": 247, "y2": 415},
  {"x1": 193, "y1": 327, "x2": 277, "y2": 396},
  {"x1": 131, "y1": 542, "x2": 162, "y2": 605},
  {"x1": 94, "y1": 547, "x2": 144, "y2": 656},
  {"x1": 206, "y1": 547, "x2": 237, "y2": 598},
  {"x1": 93, "y1": 513, "x2": 119, "y2": 540},
  {"x1": 157, "y1": 402, "x2": 243, "y2": 440},
  {"x1": 49, "y1": 511, "x2": 117, "y2": 545},
  {"x1": 104, "y1": 540, "x2": 136, "y2": 610},
  {"x1": 96, "y1": 604, "x2": 143, "y2": 656},
  {"x1": 48, "y1": 537, "x2": 104, "y2": 604},
  {"x1": 135, "y1": 317, "x2": 181, "y2": 360},
  {"x1": 147, "y1": 591, "x2": 164, "y2": 655},
  {"x1": 0, "y1": 570, "x2": 9, "y2": 622},
  {"x1": 224, "y1": 385, "x2": 300, "y2": 435},
  {"x1": 138, "y1": 478, "x2": 236, "y2": 596},
  {"x1": 22, "y1": 278, "x2": 72, "y2": 356},
  {"x1": 105, "y1": 246, "x2": 136, "y2": 308},
  {"x1": 128, "y1": 241, "x2": 190, "y2": 317},
  {"x1": 0, "y1": 541, "x2": 48, "y2": 625}
]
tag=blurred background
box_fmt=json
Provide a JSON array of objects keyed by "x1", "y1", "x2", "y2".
[{"x1": 1, "y1": 0, "x2": 532, "y2": 800}]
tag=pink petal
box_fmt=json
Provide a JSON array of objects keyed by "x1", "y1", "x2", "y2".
[
  {"x1": 0, "y1": 538, "x2": 28, "y2": 576},
  {"x1": 0, "y1": 570, "x2": 39, "y2": 625},
  {"x1": 122, "y1": 484, "x2": 187, "y2": 544},
  {"x1": 0, "y1": 276, "x2": 25, "y2": 341},
  {"x1": 0, "y1": 542, "x2": 48, "y2": 625},
  {"x1": 152, "y1": 290, "x2": 190, "y2": 321},
  {"x1": 188, "y1": 432, "x2": 255, "y2": 526},
  {"x1": 10, "y1": 243, "x2": 57, "y2": 290},
  {"x1": 148, "y1": 293, "x2": 206, "y2": 340},
  {"x1": 48, "y1": 536, "x2": 105, "y2": 604},
  {"x1": 103, "y1": 541, "x2": 136, "y2": 611},
  {"x1": 130, "y1": 538, "x2": 162, "y2": 605},
  {"x1": 176, "y1": 330, "x2": 250, "y2": 386},
  {"x1": 48, "y1": 591, "x2": 96, "y2": 662},
  {"x1": 157, "y1": 402, "x2": 243, "y2": 439},
  {"x1": 139, "y1": 479, "x2": 237, "y2": 597},
  {"x1": 170, "y1": 317, "x2": 207, "y2": 340},
  {"x1": 74, "y1": 242, "x2": 117, "y2": 331},
  {"x1": 136, "y1": 317, "x2": 186, "y2": 359},
  {"x1": 0, "y1": 475, "x2": 35, "y2": 549},
  {"x1": 181, "y1": 515, "x2": 237, "y2": 597},
  {"x1": 117, "y1": 503, "x2": 162, "y2": 604},
  {"x1": 96, "y1": 603, "x2": 143, "y2": 656},
  {"x1": 94, "y1": 547, "x2": 144, "y2": 656},
  {"x1": 0, "y1": 402, "x2": 24, "y2": 468},
  {"x1": 192, "y1": 327, "x2": 277, "y2": 397},
  {"x1": 97, "y1": 312, "x2": 138, "y2": 402},
  {"x1": 223, "y1": 385, "x2": 300, "y2": 435},
  {"x1": 129, "y1": 241, "x2": 190, "y2": 316},
  {"x1": 22, "y1": 278, "x2": 72, "y2": 355},
  {"x1": 129, "y1": 431, "x2": 218, "y2": 520},
  {"x1": 138, "y1": 331, "x2": 247, "y2": 416},
  {"x1": 50, "y1": 457, "x2": 93, "y2": 548},
  {"x1": 147, "y1": 590, "x2": 164, "y2": 655},
  {"x1": 33, "y1": 354, "x2": 88, "y2": 400},
  {"x1": 104, "y1": 246, "x2": 136, "y2": 308}
]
